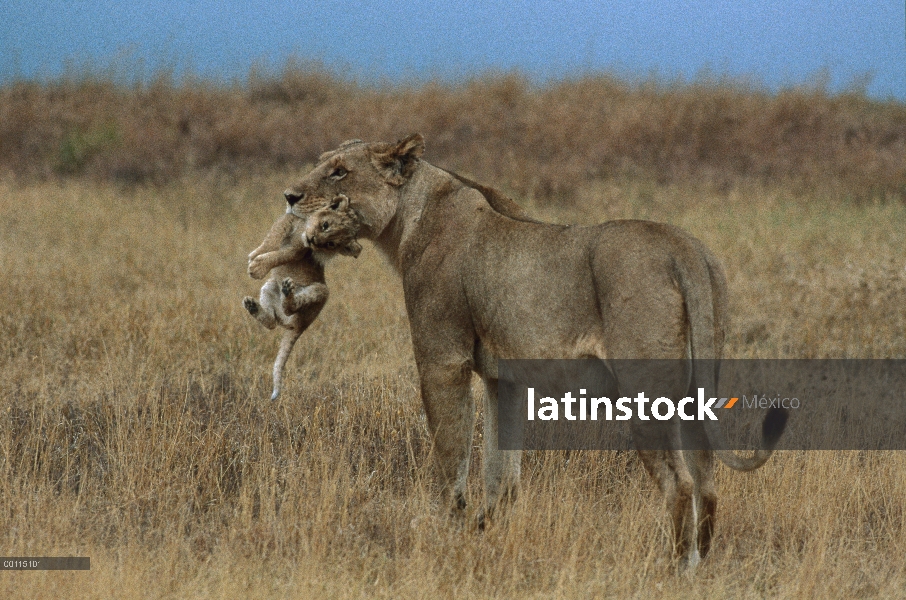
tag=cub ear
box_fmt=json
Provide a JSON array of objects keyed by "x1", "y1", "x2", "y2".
[
  {"x1": 370, "y1": 133, "x2": 425, "y2": 186},
  {"x1": 343, "y1": 240, "x2": 363, "y2": 258},
  {"x1": 330, "y1": 194, "x2": 350, "y2": 211}
]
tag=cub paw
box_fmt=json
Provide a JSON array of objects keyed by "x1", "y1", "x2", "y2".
[
  {"x1": 243, "y1": 296, "x2": 259, "y2": 316},
  {"x1": 281, "y1": 279, "x2": 297, "y2": 314},
  {"x1": 248, "y1": 257, "x2": 269, "y2": 280},
  {"x1": 280, "y1": 278, "x2": 295, "y2": 298}
]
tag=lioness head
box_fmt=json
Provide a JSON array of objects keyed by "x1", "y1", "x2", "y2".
[
  {"x1": 284, "y1": 134, "x2": 425, "y2": 238},
  {"x1": 304, "y1": 194, "x2": 362, "y2": 258}
]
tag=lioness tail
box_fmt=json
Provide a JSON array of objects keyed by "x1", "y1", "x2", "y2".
[{"x1": 674, "y1": 247, "x2": 788, "y2": 471}]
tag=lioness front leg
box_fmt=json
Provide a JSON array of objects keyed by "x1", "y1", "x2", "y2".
[
  {"x1": 418, "y1": 362, "x2": 475, "y2": 520},
  {"x1": 281, "y1": 278, "x2": 329, "y2": 315},
  {"x1": 478, "y1": 376, "x2": 521, "y2": 530}
]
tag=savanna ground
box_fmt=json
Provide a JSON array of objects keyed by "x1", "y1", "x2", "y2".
[{"x1": 1, "y1": 69, "x2": 906, "y2": 598}]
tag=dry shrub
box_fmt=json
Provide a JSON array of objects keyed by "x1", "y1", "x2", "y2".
[{"x1": 1, "y1": 67, "x2": 904, "y2": 203}]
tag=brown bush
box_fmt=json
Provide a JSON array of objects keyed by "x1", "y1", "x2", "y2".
[{"x1": 1, "y1": 68, "x2": 904, "y2": 202}]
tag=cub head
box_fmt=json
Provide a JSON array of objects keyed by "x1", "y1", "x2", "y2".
[
  {"x1": 304, "y1": 194, "x2": 362, "y2": 258},
  {"x1": 283, "y1": 134, "x2": 425, "y2": 239}
]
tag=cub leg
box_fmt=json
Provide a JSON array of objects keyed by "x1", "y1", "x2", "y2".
[
  {"x1": 249, "y1": 247, "x2": 304, "y2": 280},
  {"x1": 244, "y1": 279, "x2": 282, "y2": 329},
  {"x1": 281, "y1": 278, "x2": 329, "y2": 315}
]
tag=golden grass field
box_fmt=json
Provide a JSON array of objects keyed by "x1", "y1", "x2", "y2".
[{"x1": 1, "y1": 159, "x2": 905, "y2": 597}]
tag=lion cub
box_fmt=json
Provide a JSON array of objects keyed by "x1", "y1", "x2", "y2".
[{"x1": 243, "y1": 194, "x2": 361, "y2": 400}]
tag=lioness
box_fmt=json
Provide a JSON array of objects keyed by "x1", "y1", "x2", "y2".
[
  {"x1": 244, "y1": 194, "x2": 361, "y2": 400},
  {"x1": 283, "y1": 135, "x2": 787, "y2": 569}
]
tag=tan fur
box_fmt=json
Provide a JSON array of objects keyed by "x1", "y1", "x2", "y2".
[
  {"x1": 244, "y1": 195, "x2": 361, "y2": 400},
  {"x1": 283, "y1": 135, "x2": 787, "y2": 569}
]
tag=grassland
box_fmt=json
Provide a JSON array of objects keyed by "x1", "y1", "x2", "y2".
[{"x1": 1, "y1": 71, "x2": 906, "y2": 597}]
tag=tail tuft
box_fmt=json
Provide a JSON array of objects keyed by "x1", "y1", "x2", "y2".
[{"x1": 762, "y1": 407, "x2": 789, "y2": 448}]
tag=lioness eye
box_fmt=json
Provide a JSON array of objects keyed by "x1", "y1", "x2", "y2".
[
  {"x1": 321, "y1": 222, "x2": 330, "y2": 231},
  {"x1": 329, "y1": 167, "x2": 348, "y2": 180}
]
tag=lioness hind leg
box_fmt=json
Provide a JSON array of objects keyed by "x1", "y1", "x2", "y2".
[
  {"x1": 670, "y1": 452, "x2": 699, "y2": 571},
  {"x1": 478, "y1": 376, "x2": 521, "y2": 530},
  {"x1": 636, "y1": 446, "x2": 699, "y2": 571},
  {"x1": 683, "y1": 389, "x2": 718, "y2": 559},
  {"x1": 690, "y1": 448, "x2": 717, "y2": 559}
]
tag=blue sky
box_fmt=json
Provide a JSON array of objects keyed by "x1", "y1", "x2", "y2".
[{"x1": 2, "y1": 1, "x2": 904, "y2": 99}]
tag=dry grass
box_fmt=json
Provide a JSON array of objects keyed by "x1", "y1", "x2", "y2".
[{"x1": 1, "y1": 163, "x2": 905, "y2": 598}]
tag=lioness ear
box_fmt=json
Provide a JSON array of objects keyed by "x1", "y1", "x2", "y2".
[
  {"x1": 370, "y1": 133, "x2": 425, "y2": 186},
  {"x1": 395, "y1": 133, "x2": 424, "y2": 160}
]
